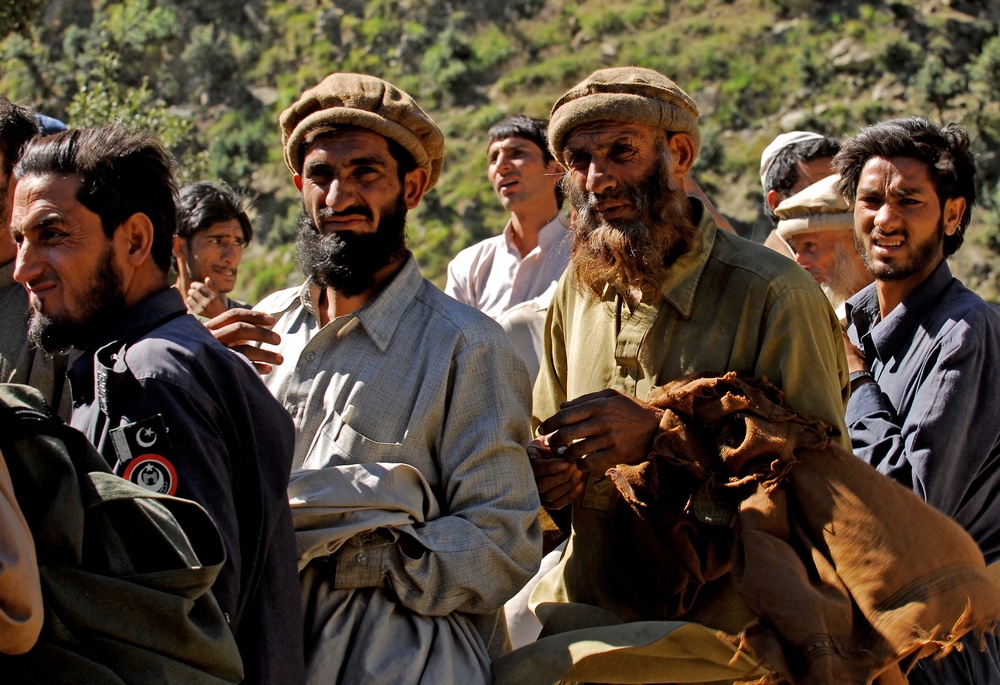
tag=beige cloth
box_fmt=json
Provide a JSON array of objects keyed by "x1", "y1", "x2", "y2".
[
  {"x1": 0, "y1": 447, "x2": 42, "y2": 655},
  {"x1": 291, "y1": 463, "x2": 493, "y2": 685},
  {"x1": 515, "y1": 373, "x2": 1000, "y2": 684}
]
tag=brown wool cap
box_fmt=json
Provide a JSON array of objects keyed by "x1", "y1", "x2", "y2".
[
  {"x1": 279, "y1": 73, "x2": 445, "y2": 189},
  {"x1": 547, "y1": 67, "x2": 701, "y2": 164},
  {"x1": 775, "y1": 174, "x2": 855, "y2": 239}
]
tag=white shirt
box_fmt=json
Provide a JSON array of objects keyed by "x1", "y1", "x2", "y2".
[{"x1": 444, "y1": 216, "x2": 570, "y2": 320}]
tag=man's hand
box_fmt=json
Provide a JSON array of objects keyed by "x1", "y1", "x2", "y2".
[
  {"x1": 842, "y1": 330, "x2": 867, "y2": 374},
  {"x1": 538, "y1": 389, "x2": 664, "y2": 474},
  {"x1": 186, "y1": 277, "x2": 227, "y2": 319},
  {"x1": 204, "y1": 308, "x2": 283, "y2": 374},
  {"x1": 528, "y1": 435, "x2": 584, "y2": 510}
]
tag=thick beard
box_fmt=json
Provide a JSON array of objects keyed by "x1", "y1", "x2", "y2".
[
  {"x1": 567, "y1": 152, "x2": 699, "y2": 299},
  {"x1": 295, "y1": 194, "x2": 408, "y2": 297},
  {"x1": 27, "y1": 244, "x2": 127, "y2": 353},
  {"x1": 855, "y1": 218, "x2": 943, "y2": 283}
]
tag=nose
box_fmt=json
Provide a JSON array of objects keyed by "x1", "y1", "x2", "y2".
[
  {"x1": 585, "y1": 160, "x2": 615, "y2": 195},
  {"x1": 873, "y1": 202, "x2": 899, "y2": 232},
  {"x1": 220, "y1": 241, "x2": 241, "y2": 263},
  {"x1": 324, "y1": 178, "x2": 355, "y2": 212},
  {"x1": 12, "y1": 238, "x2": 41, "y2": 287}
]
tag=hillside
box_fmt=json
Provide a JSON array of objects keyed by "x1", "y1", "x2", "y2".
[{"x1": 3, "y1": 0, "x2": 1000, "y2": 301}]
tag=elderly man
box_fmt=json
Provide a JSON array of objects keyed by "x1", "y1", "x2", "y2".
[
  {"x1": 774, "y1": 174, "x2": 872, "y2": 319},
  {"x1": 209, "y1": 73, "x2": 540, "y2": 684},
  {"x1": 529, "y1": 67, "x2": 848, "y2": 625},
  {"x1": 837, "y1": 117, "x2": 1000, "y2": 685},
  {"x1": 446, "y1": 114, "x2": 569, "y2": 320},
  {"x1": 10, "y1": 125, "x2": 303, "y2": 684},
  {"x1": 759, "y1": 130, "x2": 841, "y2": 255},
  {"x1": 173, "y1": 181, "x2": 253, "y2": 318}
]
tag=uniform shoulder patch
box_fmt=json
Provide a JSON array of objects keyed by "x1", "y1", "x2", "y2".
[{"x1": 123, "y1": 454, "x2": 178, "y2": 496}]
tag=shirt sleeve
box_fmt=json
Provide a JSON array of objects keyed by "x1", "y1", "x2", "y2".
[
  {"x1": 846, "y1": 331, "x2": 995, "y2": 515},
  {"x1": 0, "y1": 450, "x2": 43, "y2": 655},
  {"x1": 755, "y1": 283, "x2": 851, "y2": 445},
  {"x1": 334, "y1": 334, "x2": 542, "y2": 616},
  {"x1": 444, "y1": 253, "x2": 473, "y2": 307}
]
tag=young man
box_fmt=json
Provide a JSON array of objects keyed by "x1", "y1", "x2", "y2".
[
  {"x1": 10, "y1": 125, "x2": 303, "y2": 684},
  {"x1": 173, "y1": 181, "x2": 252, "y2": 318},
  {"x1": 445, "y1": 115, "x2": 569, "y2": 320},
  {"x1": 837, "y1": 117, "x2": 1000, "y2": 684}
]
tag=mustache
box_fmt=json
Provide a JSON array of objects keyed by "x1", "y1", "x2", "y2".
[{"x1": 315, "y1": 206, "x2": 374, "y2": 222}]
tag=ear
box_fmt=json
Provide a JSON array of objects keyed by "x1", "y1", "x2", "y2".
[
  {"x1": 666, "y1": 132, "x2": 697, "y2": 177},
  {"x1": 766, "y1": 189, "x2": 784, "y2": 212},
  {"x1": 293, "y1": 173, "x2": 304, "y2": 192},
  {"x1": 942, "y1": 196, "x2": 965, "y2": 236},
  {"x1": 116, "y1": 212, "x2": 155, "y2": 267},
  {"x1": 402, "y1": 168, "x2": 430, "y2": 210}
]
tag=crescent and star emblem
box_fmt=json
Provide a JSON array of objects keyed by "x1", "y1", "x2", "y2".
[{"x1": 136, "y1": 427, "x2": 157, "y2": 448}]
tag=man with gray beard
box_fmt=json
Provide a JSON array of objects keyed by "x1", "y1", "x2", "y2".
[{"x1": 529, "y1": 67, "x2": 850, "y2": 626}]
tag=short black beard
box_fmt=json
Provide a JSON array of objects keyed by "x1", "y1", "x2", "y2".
[
  {"x1": 855, "y1": 217, "x2": 944, "y2": 283},
  {"x1": 295, "y1": 194, "x2": 408, "y2": 297},
  {"x1": 27, "y1": 244, "x2": 128, "y2": 353}
]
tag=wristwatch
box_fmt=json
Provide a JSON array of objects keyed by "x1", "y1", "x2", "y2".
[{"x1": 849, "y1": 369, "x2": 875, "y2": 392}]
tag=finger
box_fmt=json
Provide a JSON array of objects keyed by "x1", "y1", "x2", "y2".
[
  {"x1": 556, "y1": 432, "x2": 616, "y2": 462},
  {"x1": 557, "y1": 388, "x2": 617, "y2": 409},
  {"x1": 212, "y1": 320, "x2": 282, "y2": 348},
  {"x1": 541, "y1": 478, "x2": 585, "y2": 510},
  {"x1": 204, "y1": 276, "x2": 221, "y2": 295},
  {"x1": 538, "y1": 401, "x2": 603, "y2": 435},
  {"x1": 530, "y1": 456, "x2": 572, "y2": 477},
  {"x1": 205, "y1": 308, "x2": 276, "y2": 332},
  {"x1": 229, "y1": 343, "x2": 283, "y2": 370}
]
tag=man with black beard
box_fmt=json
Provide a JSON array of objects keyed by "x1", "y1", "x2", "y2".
[
  {"x1": 208, "y1": 73, "x2": 540, "y2": 685},
  {"x1": 836, "y1": 118, "x2": 1000, "y2": 685},
  {"x1": 10, "y1": 125, "x2": 304, "y2": 684},
  {"x1": 528, "y1": 67, "x2": 850, "y2": 626}
]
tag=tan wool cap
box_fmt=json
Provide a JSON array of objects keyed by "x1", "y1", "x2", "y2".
[
  {"x1": 775, "y1": 174, "x2": 855, "y2": 239},
  {"x1": 280, "y1": 73, "x2": 445, "y2": 189},
  {"x1": 547, "y1": 67, "x2": 701, "y2": 164}
]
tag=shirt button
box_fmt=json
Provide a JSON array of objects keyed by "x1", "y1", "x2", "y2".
[
  {"x1": 357, "y1": 553, "x2": 367, "y2": 564},
  {"x1": 305, "y1": 351, "x2": 316, "y2": 362}
]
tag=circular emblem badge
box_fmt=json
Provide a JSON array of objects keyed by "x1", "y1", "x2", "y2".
[{"x1": 123, "y1": 454, "x2": 178, "y2": 496}]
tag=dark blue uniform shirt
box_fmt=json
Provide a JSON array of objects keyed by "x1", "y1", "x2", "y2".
[
  {"x1": 69, "y1": 287, "x2": 304, "y2": 684},
  {"x1": 846, "y1": 260, "x2": 1000, "y2": 685}
]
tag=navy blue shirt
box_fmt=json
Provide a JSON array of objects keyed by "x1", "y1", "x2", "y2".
[
  {"x1": 69, "y1": 287, "x2": 304, "y2": 684},
  {"x1": 846, "y1": 261, "x2": 1000, "y2": 685}
]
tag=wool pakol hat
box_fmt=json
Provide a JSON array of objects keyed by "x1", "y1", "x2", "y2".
[
  {"x1": 279, "y1": 73, "x2": 445, "y2": 189},
  {"x1": 547, "y1": 67, "x2": 701, "y2": 163},
  {"x1": 775, "y1": 174, "x2": 854, "y2": 239},
  {"x1": 758, "y1": 131, "x2": 826, "y2": 188}
]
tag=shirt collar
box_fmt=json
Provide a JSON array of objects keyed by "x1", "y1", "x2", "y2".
[
  {"x1": 503, "y1": 215, "x2": 568, "y2": 256},
  {"x1": 300, "y1": 252, "x2": 424, "y2": 354},
  {"x1": 847, "y1": 259, "x2": 955, "y2": 362},
  {"x1": 653, "y1": 198, "x2": 715, "y2": 319}
]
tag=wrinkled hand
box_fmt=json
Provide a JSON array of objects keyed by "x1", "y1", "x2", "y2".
[
  {"x1": 538, "y1": 389, "x2": 664, "y2": 475},
  {"x1": 842, "y1": 330, "x2": 867, "y2": 374},
  {"x1": 186, "y1": 277, "x2": 227, "y2": 319},
  {"x1": 204, "y1": 308, "x2": 283, "y2": 374},
  {"x1": 529, "y1": 435, "x2": 584, "y2": 510}
]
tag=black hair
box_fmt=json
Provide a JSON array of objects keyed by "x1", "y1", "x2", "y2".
[
  {"x1": 835, "y1": 118, "x2": 976, "y2": 257},
  {"x1": 0, "y1": 96, "x2": 40, "y2": 177},
  {"x1": 16, "y1": 124, "x2": 177, "y2": 274},
  {"x1": 763, "y1": 135, "x2": 841, "y2": 225},
  {"x1": 176, "y1": 181, "x2": 253, "y2": 243}
]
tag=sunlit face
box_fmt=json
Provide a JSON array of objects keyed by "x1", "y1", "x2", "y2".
[
  {"x1": 787, "y1": 230, "x2": 853, "y2": 286},
  {"x1": 294, "y1": 128, "x2": 414, "y2": 237},
  {"x1": 562, "y1": 121, "x2": 664, "y2": 226},
  {"x1": 853, "y1": 156, "x2": 963, "y2": 285},
  {"x1": 175, "y1": 219, "x2": 246, "y2": 293},
  {"x1": 11, "y1": 173, "x2": 127, "y2": 350},
  {"x1": 486, "y1": 136, "x2": 560, "y2": 213}
]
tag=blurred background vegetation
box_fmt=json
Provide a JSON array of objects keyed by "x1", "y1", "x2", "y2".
[{"x1": 3, "y1": 0, "x2": 1000, "y2": 302}]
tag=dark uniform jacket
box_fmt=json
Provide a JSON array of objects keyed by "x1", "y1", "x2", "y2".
[{"x1": 68, "y1": 287, "x2": 304, "y2": 684}]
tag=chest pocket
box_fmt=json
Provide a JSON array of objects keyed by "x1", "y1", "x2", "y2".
[{"x1": 303, "y1": 405, "x2": 405, "y2": 470}]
